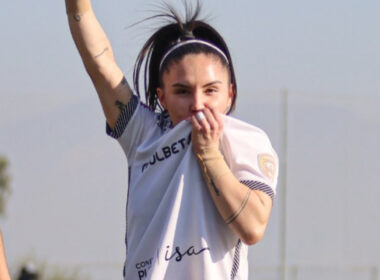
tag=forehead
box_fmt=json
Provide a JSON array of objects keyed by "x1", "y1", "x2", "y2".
[{"x1": 161, "y1": 53, "x2": 229, "y2": 85}]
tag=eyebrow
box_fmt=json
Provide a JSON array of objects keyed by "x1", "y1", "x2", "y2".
[{"x1": 171, "y1": 81, "x2": 223, "y2": 88}]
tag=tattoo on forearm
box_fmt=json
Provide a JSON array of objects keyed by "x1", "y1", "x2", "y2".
[
  {"x1": 94, "y1": 47, "x2": 109, "y2": 59},
  {"x1": 73, "y1": 14, "x2": 81, "y2": 22},
  {"x1": 196, "y1": 154, "x2": 221, "y2": 196},
  {"x1": 115, "y1": 100, "x2": 126, "y2": 112},
  {"x1": 210, "y1": 180, "x2": 220, "y2": 196}
]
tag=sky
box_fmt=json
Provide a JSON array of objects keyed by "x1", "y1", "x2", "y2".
[{"x1": 1, "y1": 0, "x2": 380, "y2": 279}]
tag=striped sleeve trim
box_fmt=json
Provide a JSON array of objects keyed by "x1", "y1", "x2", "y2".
[
  {"x1": 106, "y1": 95, "x2": 139, "y2": 139},
  {"x1": 230, "y1": 239, "x2": 242, "y2": 280},
  {"x1": 241, "y1": 180, "x2": 275, "y2": 200}
]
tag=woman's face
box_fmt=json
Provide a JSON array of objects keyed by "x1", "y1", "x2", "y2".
[{"x1": 157, "y1": 53, "x2": 233, "y2": 126}]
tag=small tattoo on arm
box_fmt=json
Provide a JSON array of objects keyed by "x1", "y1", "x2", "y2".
[
  {"x1": 73, "y1": 14, "x2": 81, "y2": 22},
  {"x1": 115, "y1": 100, "x2": 126, "y2": 112},
  {"x1": 210, "y1": 180, "x2": 220, "y2": 196},
  {"x1": 121, "y1": 77, "x2": 128, "y2": 86},
  {"x1": 94, "y1": 47, "x2": 109, "y2": 59}
]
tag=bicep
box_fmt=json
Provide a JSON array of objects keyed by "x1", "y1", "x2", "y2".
[
  {"x1": 90, "y1": 65, "x2": 133, "y2": 129},
  {"x1": 83, "y1": 40, "x2": 133, "y2": 128}
]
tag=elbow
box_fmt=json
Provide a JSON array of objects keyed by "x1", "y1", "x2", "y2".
[
  {"x1": 83, "y1": 55, "x2": 115, "y2": 81},
  {"x1": 84, "y1": 61, "x2": 106, "y2": 79},
  {"x1": 241, "y1": 233, "x2": 262, "y2": 246},
  {"x1": 240, "y1": 224, "x2": 267, "y2": 245}
]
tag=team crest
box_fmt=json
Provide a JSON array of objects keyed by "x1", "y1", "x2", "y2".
[{"x1": 258, "y1": 153, "x2": 277, "y2": 182}]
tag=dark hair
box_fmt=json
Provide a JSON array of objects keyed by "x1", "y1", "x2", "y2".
[{"x1": 133, "y1": 2, "x2": 237, "y2": 114}]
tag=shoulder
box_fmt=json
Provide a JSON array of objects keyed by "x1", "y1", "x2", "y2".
[
  {"x1": 220, "y1": 115, "x2": 279, "y2": 196},
  {"x1": 107, "y1": 95, "x2": 161, "y2": 139},
  {"x1": 221, "y1": 115, "x2": 274, "y2": 151}
]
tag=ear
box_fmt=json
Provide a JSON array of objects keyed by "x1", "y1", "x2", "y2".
[
  {"x1": 228, "y1": 83, "x2": 234, "y2": 106},
  {"x1": 157, "y1": 87, "x2": 166, "y2": 109}
]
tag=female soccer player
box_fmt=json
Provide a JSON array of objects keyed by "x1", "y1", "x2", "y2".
[{"x1": 65, "y1": 1, "x2": 278, "y2": 279}]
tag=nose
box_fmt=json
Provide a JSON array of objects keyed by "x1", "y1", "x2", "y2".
[{"x1": 190, "y1": 90, "x2": 205, "y2": 112}]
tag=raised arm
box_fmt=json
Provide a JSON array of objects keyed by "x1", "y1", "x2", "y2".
[{"x1": 65, "y1": 0, "x2": 132, "y2": 128}]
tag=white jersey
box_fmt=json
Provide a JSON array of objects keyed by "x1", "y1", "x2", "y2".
[{"x1": 107, "y1": 96, "x2": 278, "y2": 280}]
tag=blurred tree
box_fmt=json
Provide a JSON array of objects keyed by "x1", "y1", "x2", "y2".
[{"x1": 0, "y1": 156, "x2": 11, "y2": 217}]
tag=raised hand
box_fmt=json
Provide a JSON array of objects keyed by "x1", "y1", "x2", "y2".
[{"x1": 191, "y1": 106, "x2": 224, "y2": 155}]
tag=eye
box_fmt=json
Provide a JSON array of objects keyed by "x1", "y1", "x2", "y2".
[
  {"x1": 175, "y1": 88, "x2": 189, "y2": 95},
  {"x1": 205, "y1": 87, "x2": 217, "y2": 95}
]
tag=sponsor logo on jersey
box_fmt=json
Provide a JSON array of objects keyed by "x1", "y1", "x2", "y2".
[
  {"x1": 141, "y1": 133, "x2": 192, "y2": 172},
  {"x1": 135, "y1": 244, "x2": 210, "y2": 279}
]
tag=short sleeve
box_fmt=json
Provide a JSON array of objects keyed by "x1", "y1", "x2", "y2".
[
  {"x1": 106, "y1": 95, "x2": 157, "y2": 160},
  {"x1": 220, "y1": 116, "x2": 279, "y2": 200}
]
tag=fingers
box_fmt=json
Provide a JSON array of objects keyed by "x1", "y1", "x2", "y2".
[
  {"x1": 191, "y1": 106, "x2": 223, "y2": 136},
  {"x1": 191, "y1": 107, "x2": 224, "y2": 154},
  {"x1": 191, "y1": 114, "x2": 203, "y2": 131},
  {"x1": 203, "y1": 108, "x2": 217, "y2": 132},
  {"x1": 211, "y1": 106, "x2": 224, "y2": 131}
]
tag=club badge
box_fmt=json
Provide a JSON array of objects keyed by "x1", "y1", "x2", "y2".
[{"x1": 258, "y1": 153, "x2": 277, "y2": 183}]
